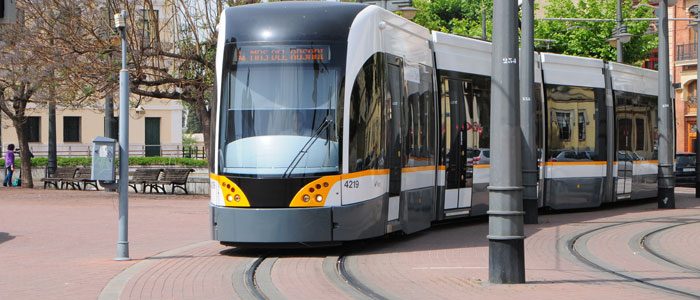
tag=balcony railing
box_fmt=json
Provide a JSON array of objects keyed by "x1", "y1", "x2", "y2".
[{"x1": 677, "y1": 43, "x2": 698, "y2": 62}]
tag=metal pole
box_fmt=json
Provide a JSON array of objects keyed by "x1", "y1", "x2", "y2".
[
  {"x1": 520, "y1": 0, "x2": 537, "y2": 224},
  {"x1": 658, "y1": 1, "x2": 675, "y2": 209},
  {"x1": 481, "y1": 4, "x2": 487, "y2": 40},
  {"x1": 116, "y1": 10, "x2": 130, "y2": 260},
  {"x1": 489, "y1": 0, "x2": 525, "y2": 284},
  {"x1": 616, "y1": 0, "x2": 624, "y2": 63},
  {"x1": 48, "y1": 36, "x2": 57, "y2": 175},
  {"x1": 48, "y1": 100, "x2": 56, "y2": 174},
  {"x1": 695, "y1": 18, "x2": 700, "y2": 198}
]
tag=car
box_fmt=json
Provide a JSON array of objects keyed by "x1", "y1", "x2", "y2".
[
  {"x1": 550, "y1": 150, "x2": 593, "y2": 162},
  {"x1": 675, "y1": 152, "x2": 696, "y2": 185}
]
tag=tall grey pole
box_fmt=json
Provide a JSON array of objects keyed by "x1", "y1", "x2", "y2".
[
  {"x1": 520, "y1": 0, "x2": 537, "y2": 224},
  {"x1": 658, "y1": 1, "x2": 675, "y2": 209},
  {"x1": 48, "y1": 99, "x2": 56, "y2": 174},
  {"x1": 695, "y1": 19, "x2": 700, "y2": 198},
  {"x1": 482, "y1": 6, "x2": 487, "y2": 40},
  {"x1": 616, "y1": 0, "x2": 624, "y2": 63},
  {"x1": 489, "y1": 0, "x2": 525, "y2": 284},
  {"x1": 48, "y1": 37, "x2": 57, "y2": 176},
  {"x1": 115, "y1": 10, "x2": 130, "y2": 260}
]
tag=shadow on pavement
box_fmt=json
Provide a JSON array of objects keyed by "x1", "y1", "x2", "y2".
[{"x1": 0, "y1": 232, "x2": 16, "y2": 245}]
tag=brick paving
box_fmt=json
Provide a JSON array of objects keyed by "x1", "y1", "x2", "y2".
[
  {"x1": 0, "y1": 188, "x2": 210, "y2": 300},
  {"x1": 2, "y1": 186, "x2": 700, "y2": 299}
]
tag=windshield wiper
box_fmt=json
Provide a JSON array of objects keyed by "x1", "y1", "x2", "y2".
[{"x1": 283, "y1": 117, "x2": 334, "y2": 178}]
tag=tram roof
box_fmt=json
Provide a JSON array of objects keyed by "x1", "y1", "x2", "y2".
[
  {"x1": 608, "y1": 62, "x2": 658, "y2": 96},
  {"x1": 221, "y1": 2, "x2": 368, "y2": 44}
]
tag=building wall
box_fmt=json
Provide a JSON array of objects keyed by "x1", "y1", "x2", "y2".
[
  {"x1": 671, "y1": 0, "x2": 699, "y2": 152},
  {"x1": 0, "y1": 98, "x2": 183, "y2": 157}
]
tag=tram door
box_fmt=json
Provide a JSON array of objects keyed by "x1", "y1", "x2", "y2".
[
  {"x1": 442, "y1": 78, "x2": 473, "y2": 211},
  {"x1": 616, "y1": 115, "x2": 633, "y2": 199},
  {"x1": 386, "y1": 60, "x2": 404, "y2": 221}
]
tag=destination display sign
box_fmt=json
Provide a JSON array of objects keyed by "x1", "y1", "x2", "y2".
[{"x1": 236, "y1": 45, "x2": 331, "y2": 64}]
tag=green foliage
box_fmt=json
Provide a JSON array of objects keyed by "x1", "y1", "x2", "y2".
[
  {"x1": 2, "y1": 157, "x2": 207, "y2": 168},
  {"x1": 535, "y1": 0, "x2": 657, "y2": 65},
  {"x1": 411, "y1": 0, "x2": 492, "y2": 39}
]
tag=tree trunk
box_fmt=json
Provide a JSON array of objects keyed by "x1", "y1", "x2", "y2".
[
  {"x1": 197, "y1": 103, "x2": 211, "y2": 161},
  {"x1": 13, "y1": 119, "x2": 34, "y2": 188}
]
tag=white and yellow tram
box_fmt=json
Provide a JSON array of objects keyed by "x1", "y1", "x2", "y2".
[{"x1": 209, "y1": 2, "x2": 660, "y2": 245}]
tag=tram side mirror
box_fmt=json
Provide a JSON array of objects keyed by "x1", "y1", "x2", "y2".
[{"x1": 92, "y1": 136, "x2": 117, "y2": 183}]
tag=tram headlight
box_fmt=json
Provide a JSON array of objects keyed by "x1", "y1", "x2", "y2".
[
  {"x1": 315, "y1": 195, "x2": 323, "y2": 202},
  {"x1": 227, "y1": 195, "x2": 234, "y2": 202},
  {"x1": 303, "y1": 195, "x2": 310, "y2": 202},
  {"x1": 234, "y1": 194, "x2": 241, "y2": 202}
]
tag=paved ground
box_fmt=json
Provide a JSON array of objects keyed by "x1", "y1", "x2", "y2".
[{"x1": 1, "y1": 187, "x2": 700, "y2": 299}]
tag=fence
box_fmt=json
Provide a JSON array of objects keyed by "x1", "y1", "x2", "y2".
[{"x1": 2, "y1": 144, "x2": 207, "y2": 159}]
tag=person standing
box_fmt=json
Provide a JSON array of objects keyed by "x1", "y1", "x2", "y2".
[{"x1": 3, "y1": 144, "x2": 15, "y2": 187}]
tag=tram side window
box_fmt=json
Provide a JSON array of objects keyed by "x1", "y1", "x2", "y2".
[
  {"x1": 404, "y1": 63, "x2": 435, "y2": 167},
  {"x1": 614, "y1": 91, "x2": 658, "y2": 161},
  {"x1": 546, "y1": 84, "x2": 602, "y2": 161},
  {"x1": 349, "y1": 55, "x2": 384, "y2": 172}
]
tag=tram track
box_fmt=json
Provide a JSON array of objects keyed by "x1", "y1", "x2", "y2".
[
  {"x1": 568, "y1": 216, "x2": 700, "y2": 299},
  {"x1": 641, "y1": 221, "x2": 700, "y2": 274},
  {"x1": 236, "y1": 247, "x2": 390, "y2": 300}
]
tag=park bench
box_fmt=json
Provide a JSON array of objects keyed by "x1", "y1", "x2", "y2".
[
  {"x1": 41, "y1": 167, "x2": 78, "y2": 189},
  {"x1": 65, "y1": 167, "x2": 99, "y2": 191},
  {"x1": 128, "y1": 168, "x2": 163, "y2": 193},
  {"x1": 156, "y1": 168, "x2": 195, "y2": 194}
]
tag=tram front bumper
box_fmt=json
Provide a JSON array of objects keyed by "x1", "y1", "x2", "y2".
[{"x1": 211, "y1": 205, "x2": 332, "y2": 243}]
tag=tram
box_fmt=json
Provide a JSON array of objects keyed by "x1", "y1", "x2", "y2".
[{"x1": 209, "y1": 2, "x2": 661, "y2": 245}]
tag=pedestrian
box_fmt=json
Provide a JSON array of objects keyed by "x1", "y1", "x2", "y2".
[{"x1": 3, "y1": 144, "x2": 16, "y2": 187}]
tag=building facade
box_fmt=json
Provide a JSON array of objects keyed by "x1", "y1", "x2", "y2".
[
  {"x1": 0, "y1": 99, "x2": 183, "y2": 157},
  {"x1": 0, "y1": 0, "x2": 189, "y2": 158},
  {"x1": 671, "y1": 0, "x2": 700, "y2": 153}
]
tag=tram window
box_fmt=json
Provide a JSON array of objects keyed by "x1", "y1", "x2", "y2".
[
  {"x1": 404, "y1": 63, "x2": 435, "y2": 167},
  {"x1": 349, "y1": 55, "x2": 384, "y2": 172},
  {"x1": 614, "y1": 91, "x2": 657, "y2": 161},
  {"x1": 546, "y1": 85, "x2": 602, "y2": 161}
]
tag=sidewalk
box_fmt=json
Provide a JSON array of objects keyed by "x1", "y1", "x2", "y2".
[
  {"x1": 0, "y1": 188, "x2": 210, "y2": 300},
  {"x1": 1, "y1": 187, "x2": 699, "y2": 299}
]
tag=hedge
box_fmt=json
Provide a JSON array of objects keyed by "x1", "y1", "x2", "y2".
[{"x1": 0, "y1": 156, "x2": 208, "y2": 168}]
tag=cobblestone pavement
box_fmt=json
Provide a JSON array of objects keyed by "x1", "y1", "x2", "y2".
[{"x1": 2, "y1": 187, "x2": 700, "y2": 299}]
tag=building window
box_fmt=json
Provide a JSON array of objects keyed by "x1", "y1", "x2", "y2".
[
  {"x1": 578, "y1": 111, "x2": 587, "y2": 141},
  {"x1": 139, "y1": 9, "x2": 159, "y2": 48},
  {"x1": 23, "y1": 117, "x2": 41, "y2": 142},
  {"x1": 555, "y1": 111, "x2": 571, "y2": 141},
  {"x1": 63, "y1": 116, "x2": 81, "y2": 142}
]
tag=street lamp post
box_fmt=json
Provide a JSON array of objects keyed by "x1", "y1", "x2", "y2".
[
  {"x1": 694, "y1": 13, "x2": 700, "y2": 198},
  {"x1": 520, "y1": 0, "x2": 538, "y2": 225},
  {"x1": 657, "y1": 0, "x2": 676, "y2": 209},
  {"x1": 114, "y1": 10, "x2": 130, "y2": 260},
  {"x1": 616, "y1": 0, "x2": 624, "y2": 62},
  {"x1": 489, "y1": 0, "x2": 525, "y2": 284}
]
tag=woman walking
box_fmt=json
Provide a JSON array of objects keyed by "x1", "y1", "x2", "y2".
[{"x1": 3, "y1": 144, "x2": 15, "y2": 187}]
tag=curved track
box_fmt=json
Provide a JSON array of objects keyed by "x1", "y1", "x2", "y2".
[
  {"x1": 239, "y1": 249, "x2": 389, "y2": 300},
  {"x1": 569, "y1": 216, "x2": 700, "y2": 299},
  {"x1": 641, "y1": 221, "x2": 700, "y2": 274}
]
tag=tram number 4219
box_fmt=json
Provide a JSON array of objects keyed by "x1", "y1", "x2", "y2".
[{"x1": 344, "y1": 180, "x2": 360, "y2": 189}]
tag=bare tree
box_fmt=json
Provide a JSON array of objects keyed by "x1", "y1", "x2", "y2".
[
  {"x1": 0, "y1": 0, "x2": 115, "y2": 187},
  {"x1": 117, "y1": 0, "x2": 260, "y2": 158}
]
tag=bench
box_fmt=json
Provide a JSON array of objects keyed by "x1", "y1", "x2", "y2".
[
  {"x1": 128, "y1": 168, "x2": 163, "y2": 193},
  {"x1": 41, "y1": 167, "x2": 78, "y2": 189},
  {"x1": 156, "y1": 168, "x2": 195, "y2": 194},
  {"x1": 65, "y1": 167, "x2": 99, "y2": 191}
]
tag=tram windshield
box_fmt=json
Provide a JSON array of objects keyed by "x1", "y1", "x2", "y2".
[{"x1": 221, "y1": 44, "x2": 341, "y2": 177}]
